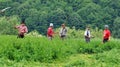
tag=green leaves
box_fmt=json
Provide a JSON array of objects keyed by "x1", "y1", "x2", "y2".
[
  {"x1": 0, "y1": 16, "x2": 18, "y2": 35},
  {"x1": 113, "y1": 17, "x2": 120, "y2": 38},
  {"x1": 0, "y1": 0, "x2": 120, "y2": 38}
]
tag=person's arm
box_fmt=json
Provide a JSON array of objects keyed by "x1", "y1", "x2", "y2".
[
  {"x1": 108, "y1": 36, "x2": 111, "y2": 41},
  {"x1": 89, "y1": 31, "x2": 91, "y2": 38},
  {"x1": 51, "y1": 29, "x2": 54, "y2": 37},
  {"x1": 15, "y1": 26, "x2": 19, "y2": 29},
  {"x1": 24, "y1": 26, "x2": 28, "y2": 33},
  {"x1": 59, "y1": 29, "x2": 62, "y2": 36},
  {"x1": 65, "y1": 28, "x2": 67, "y2": 36},
  {"x1": 84, "y1": 31, "x2": 87, "y2": 37},
  {"x1": 108, "y1": 31, "x2": 111, "y2": 41}
]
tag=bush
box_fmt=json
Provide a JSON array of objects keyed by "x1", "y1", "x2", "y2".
[
  {"x1": 0, "y1": 35, "x2": 119, "y2": 63},
  {"x1": 0, "y1": 16, "x2": 19, "y2": 35},
  {"x1": 55, "y1": 27, "x2": 103, "y2": 39}
]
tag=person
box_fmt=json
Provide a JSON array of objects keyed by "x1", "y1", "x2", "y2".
[
  {"x1": 103, "y1": 25, "x2": 111, "y2": 43},
  {"x1": 47, "y1": 23, "x2": 54, "y2": 40},
  {"x1": 59, "y1": 24, "x2": 67, "y2": 40},
  {"x1": 84, "y1": 26, "x2": 91, "y2": 43},
  {"x1": 15, "y1": 20, "x2": 28, "y2": 38}
]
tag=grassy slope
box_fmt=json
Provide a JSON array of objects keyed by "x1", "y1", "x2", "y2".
[{"x1": 0, "y1": 35, "x2": 119, "y2": 67}]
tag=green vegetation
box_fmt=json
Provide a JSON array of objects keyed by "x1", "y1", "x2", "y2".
[
  {"x1": 0, "y1": 35, "x2": 119, "y2": 67},
  {"x1": 0, "y1": 0, "x2": 120, "y2": 67},
  {"x1": 0, "y1": 16, "x2": 18, "y2": 35},
  {"x1": 0, "y1": 0, "x2": 120, "y2": 38}
]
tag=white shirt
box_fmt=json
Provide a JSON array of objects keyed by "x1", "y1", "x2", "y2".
[
  {"x1": 59, "y1": 28, "x2": 67, "y2": 36},
  {"x1": 84, "y1": 30, "x2": 91, "y2": 37}
]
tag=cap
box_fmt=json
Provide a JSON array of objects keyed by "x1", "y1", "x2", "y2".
[
  {"x1": 50, "y1": 23, "x2": 53, "y2": 26},
  {"x1": 105, "y1": 25, "x2": 109, "y2": 28}
]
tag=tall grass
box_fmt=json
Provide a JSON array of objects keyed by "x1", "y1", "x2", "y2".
[{"x1": 0, "y1": 35, "x2": 119, "y2": 63}]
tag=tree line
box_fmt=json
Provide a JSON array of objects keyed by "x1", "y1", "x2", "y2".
[{"x1": 0, "y1": 0, "x2": 120, "y2": 38}]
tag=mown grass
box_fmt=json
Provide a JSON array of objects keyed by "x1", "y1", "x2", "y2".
[{"x1": 0, "y1": 35, "x2": 119, "y2": 67}]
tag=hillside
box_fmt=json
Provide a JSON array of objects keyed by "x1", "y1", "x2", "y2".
[{"x1": 0, "y1": 0, "x2": 120, "y2": 38}]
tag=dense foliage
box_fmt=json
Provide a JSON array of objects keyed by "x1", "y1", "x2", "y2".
[
  {"x1": 0, "y1": 0, "x2": 120, "y2": 37},
  {"x1": 0, "y1": 36, "x2": 119, "y2": 66}
]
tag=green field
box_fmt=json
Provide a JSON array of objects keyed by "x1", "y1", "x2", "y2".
[{"x1": 0, "y1": 35, "x2": 120, "y2": 67}]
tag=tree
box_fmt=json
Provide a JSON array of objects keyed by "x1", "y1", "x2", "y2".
[
  {"x1": 0, "y1": 0, "x2": 120, "y2": 38},
  {"x1": 112, "y1": 17, "x2": 120, "y2": 38}
]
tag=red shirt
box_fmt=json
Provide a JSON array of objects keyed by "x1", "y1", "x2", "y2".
[
  {"x1": 47, "y1": 27, "x2": 54, "y2": 37},
  {"x1": 103, "y1": 29, "x2": 111, "y2": 39}
]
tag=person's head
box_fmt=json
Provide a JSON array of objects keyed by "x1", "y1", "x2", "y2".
[
  {"x1": 50, "y1": 23, "x2": 53, "y2": 28},
  {"x1": 21, "y1": 22, "x2": 25, "y2": 26},
  {"x1": 21, "y1": 19, "x2": 26, "y2": 26},
  {"x1": 61, "y1": 24, "x2": 65, "y2": 28},
  {"x1": 86, "y1": 26, "x2": 90, "y2": 30},
  {"x1": 104, "y1": 25, "x2": 109, "y2": 30}
]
